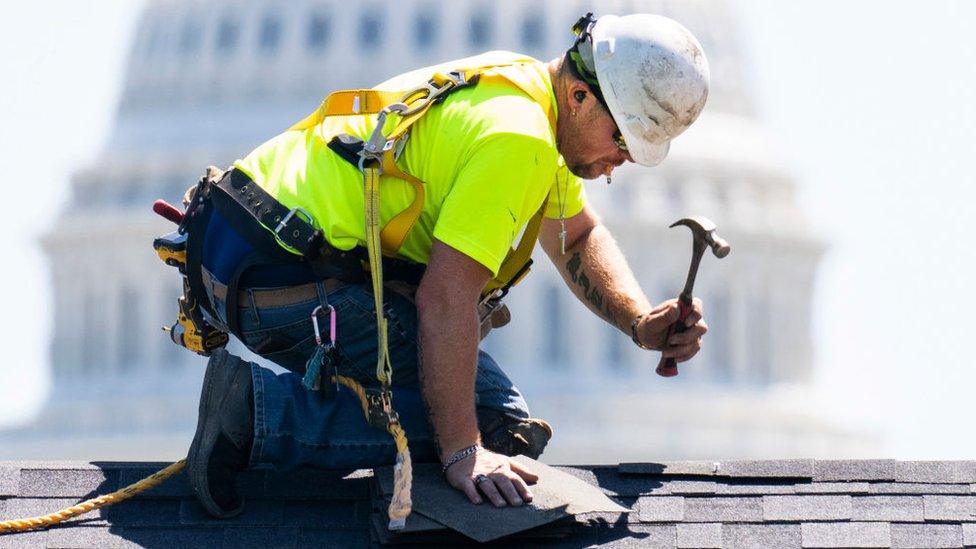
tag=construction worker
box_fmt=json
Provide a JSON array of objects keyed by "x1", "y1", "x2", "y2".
[{"x1": 185, "y1": 13, "x2": 711, "y2": 517}]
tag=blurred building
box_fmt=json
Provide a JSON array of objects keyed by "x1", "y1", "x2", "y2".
[{"x1": 6, "y1": 0, "x2": 877, "y2": 461}]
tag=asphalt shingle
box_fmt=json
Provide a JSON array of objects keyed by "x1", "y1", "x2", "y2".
[
  {"x1": 677, "y1": 523, "x2": 721, "y2": 548},
  {"x1": 4, "y1": 459, "x2": 976, "y2": 547},
  {"x1": 721, "y1": 460, "x2": 815, "y2": 479},
  {"x1": 619, "y1": 461, "x2": 720, "y2": 476},
  {"x1": 723, "y1": 523, "x2": 802, "y2": 549},
  {"x1": 18, "y1": 467, "x2": 117, "y2": 497},
  {"x1": 3, "y1": 498, "x2": 110, "y2": 527},
  {"x1": 0, "y1": 467, "x2": 18, "y2": 497},
  {"x1": 924, "y1": 495, "x2": 976, "y2": 521},
  {"x1": 281, "y1": 500, "x2": 368, "y2": 528},
  {"x1": 870, "y1": 482, "x2": 971, "y2": 495},
  {"x1": 851, "y1": 495, "x2": 925, "y2": 522},
  {"x1": 664, "y1": 480, "x2": 721, "y2": 495},
  {"x1": 763, "y1": 495, "x2": 853, "y2": 521},
  {"x1": 890, "y1": 523, "x2": 963, "y2": 549},
  {"x1": 295, "y1": 527, "x2": 372, "y2": 548},
  {"x1": 684, "y1": 496, "x2": 764, "y2": 522},
  {"x1": 796, "y1": 481, "x2": 871, "y2": 494},
  {"x1": 897, "y1": 462, "x2": 976, "y2": 484},
  {"x1": 263, "y1": 468, "x2": 371, "y2": 500},
  {"x1": 179, "y1": 499, "x2": 284, "y2": 526},
  {"x1": 120, "y1": 526, "x2": 227, "y2": 548},
  {"x1": 801, "y1": 522, "x2": 891, "y2": 548},
  {"x1": 118, "y1": 467, "x2": 193, "y2": 498},
  {"x1": 222, "y1": 526, "x2": 300, "y2": 549},
  {"x1": 962, "y1": 523, "x2": 976, "y2": 547},
  {"x1": 0, "y1": 526, "x2": 131, "y2": 549},
  {"x1": 637, "y1": 496, "x2": 684, "y2": 522},
  {"x1": 103, "y1": 498, "x2": 182, "y2": 526},
  {"x1": 814, "y1": 459, "x2": 898, "y2": 481},
  {"x1": 600, "y1": 524, "x2": 676, "y2": 547},
  {"x1": 717, "y1": 480, "x2": 797, "y2": 495}
]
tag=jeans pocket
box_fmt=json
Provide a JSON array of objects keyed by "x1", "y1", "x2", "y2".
[
  {"x1": 242, "y1": 317, "x2": 316, "y2": 374},
  {"x1": 335, "y1": 286, "x2": 420, "y2": 386}
]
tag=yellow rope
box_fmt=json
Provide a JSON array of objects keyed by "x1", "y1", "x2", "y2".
[
  {"x1": 335, "y1": 375, "x2": 412, "y2": 530},
  {"x1": 0, "y1": 459, "x2": 186, "y2": 534}
]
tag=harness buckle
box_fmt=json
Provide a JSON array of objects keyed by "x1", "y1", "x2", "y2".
[
  {"x1": 365, "y1": 387, "x2": 400, "y2": 430},
  {"x1": 274, "y1": 207, "x2": 314, "y2": 236},
  {"x1": 363, "y1": 104, "x2": 408, "y2": 155}
]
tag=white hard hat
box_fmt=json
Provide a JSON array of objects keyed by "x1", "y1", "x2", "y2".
[{"x1": 573, "y1": 13, "x2": 710, "y2": 166}]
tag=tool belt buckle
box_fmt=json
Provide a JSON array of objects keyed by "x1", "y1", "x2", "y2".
[{"x1": 365, "y1": 388, "x2": 399, "y2": 430}]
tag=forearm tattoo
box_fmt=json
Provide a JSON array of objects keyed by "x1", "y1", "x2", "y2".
[{"x1": 566, "y1": 251, "x2": 616, "y2": 325}]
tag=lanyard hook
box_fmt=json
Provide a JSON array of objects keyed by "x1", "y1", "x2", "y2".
[{"x1": 311, "y1": 304, "x2": 336, "y2": 348}]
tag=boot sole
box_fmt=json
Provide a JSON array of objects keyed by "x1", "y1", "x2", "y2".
[{"x1": 187, "y1": 350, "x2": 246, "y2": 519}]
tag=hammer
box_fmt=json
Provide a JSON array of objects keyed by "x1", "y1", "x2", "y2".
[{"x1": 657, "y1": 216, "x2": 731, "y2": 377}]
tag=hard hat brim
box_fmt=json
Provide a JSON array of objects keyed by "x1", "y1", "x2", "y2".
[{"x1": 619, "y1": 125, "x2": 670, "y2": 167}]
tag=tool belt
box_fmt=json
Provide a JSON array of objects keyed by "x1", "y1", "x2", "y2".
[{"x1": 171, "y1": 166, "x2": 426, "y2": 339}]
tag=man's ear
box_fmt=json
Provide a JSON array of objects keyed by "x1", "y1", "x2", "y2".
[{"x1": 564, "y1": 80, "x2": 589, "y2": 111}]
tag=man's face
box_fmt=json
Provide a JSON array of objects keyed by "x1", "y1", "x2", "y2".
[{"x1": 557, "y1": 86, "x2": 634, "y2": 179}]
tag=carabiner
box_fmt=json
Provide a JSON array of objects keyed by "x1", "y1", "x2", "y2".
[{"x1": 311, "y1": 304, "x2": 336, "y2": 348}]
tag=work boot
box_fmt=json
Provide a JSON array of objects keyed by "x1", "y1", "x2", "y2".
[
  {"x1": 187, "y1": 350, "x2": 254, "y2": 518},
  {"x1": 479, "y1": 411, "x2": 553, "y2": 459}
]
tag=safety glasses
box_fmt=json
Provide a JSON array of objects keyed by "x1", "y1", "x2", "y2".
[{"x1": 612, "y1": 129, "x2": 628, "y2": 152}]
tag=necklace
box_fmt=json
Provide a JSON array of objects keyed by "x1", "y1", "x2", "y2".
[{"x1": 555, "y1": 167, "x2": 568, "y2": 255}]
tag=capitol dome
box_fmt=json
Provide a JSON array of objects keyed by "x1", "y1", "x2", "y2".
[{"x1": 21, "y1": 0, "x2": 874, "y2": 461}]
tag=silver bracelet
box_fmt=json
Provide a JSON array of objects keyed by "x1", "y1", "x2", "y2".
[{"x1": 441, "y1": 444, "x2": 482, "y2": 474}]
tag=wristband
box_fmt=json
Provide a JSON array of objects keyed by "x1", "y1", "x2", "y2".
[
  {"x1": 631, "y1": 313, "x2": 652, "y2": 350},
  {"x1": 441, "y1": 444, "x2": 482, "y2": 474}
]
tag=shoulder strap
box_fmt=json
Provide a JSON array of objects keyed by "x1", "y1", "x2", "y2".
[
  {"x1": 288, "y1": 54, "x2": 557, "y2": 294},
  {"x1": 288, "y1": 53, "x2": 556, "y2": 136}
]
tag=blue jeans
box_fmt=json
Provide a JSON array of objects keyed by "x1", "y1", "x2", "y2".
[{"x1": 211, "y1": 280, "x2": 531, "y2": 471}]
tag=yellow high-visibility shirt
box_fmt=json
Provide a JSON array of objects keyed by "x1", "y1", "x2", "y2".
[{"x1": 234, "y1": 52, "x2": 586, "y2": 276}]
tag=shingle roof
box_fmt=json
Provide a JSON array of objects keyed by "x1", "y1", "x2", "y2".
[{"x1": 2, "y1": 459, "x2": 976, "y2": 547}]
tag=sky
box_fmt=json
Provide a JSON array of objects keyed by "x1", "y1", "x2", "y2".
[{"x1": 0, "y1": 1, "x2": 974, "y2": 459}]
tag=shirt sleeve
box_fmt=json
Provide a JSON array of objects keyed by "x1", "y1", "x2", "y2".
[{"x1": 432, "y1": 133, "x2": 555, "y2": 276}]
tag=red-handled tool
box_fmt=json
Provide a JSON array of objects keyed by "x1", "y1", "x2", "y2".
[
  {"x1": 656, "y1": 216, "x2": 730, "y2": 377},
  {"x1": 153, "y1": 199, "x2": 184, "y2": 225}
]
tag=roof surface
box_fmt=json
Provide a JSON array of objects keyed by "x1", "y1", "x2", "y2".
[{"x1": 2, "y1": 459, "x2": 976, "y2": 548}]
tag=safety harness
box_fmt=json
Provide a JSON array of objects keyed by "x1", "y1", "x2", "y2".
[
  {"x1": 272, "y1": 53, "x2": 559, "y2": 528},
  {"x1": 169, "y1": 55, "x2": 559, "y2": 530}
]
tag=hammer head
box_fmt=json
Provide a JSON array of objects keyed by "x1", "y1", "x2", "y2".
[{"x1": 669, "y1": 216, "x2": 731, "y2": 258}]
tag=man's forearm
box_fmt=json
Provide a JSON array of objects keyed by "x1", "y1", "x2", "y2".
[
  {"x1": 416, "y1": 295, "x2": 482, "y2": 462},
  {"x1": 557, "y1": 224, "x2": 652, "y2": 333}
]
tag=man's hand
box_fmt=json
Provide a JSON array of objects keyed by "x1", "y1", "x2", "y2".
[
  {"x1": 636, "y1": 298, "x2": 708, "y2": 362},
  {"x1": 445, "y1": 448, "x2": 539, "y2": 507}
]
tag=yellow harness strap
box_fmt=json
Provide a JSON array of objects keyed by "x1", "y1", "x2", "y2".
[
  {"x1": 289, "y1": 89, "x2": 405, "y2": 131},
  {"x1": 379, "y1": 150, "x2": 426, "y2": 254},
  {"x1": 289, "y1": 58, "x2": 556, "y2": 285}
]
